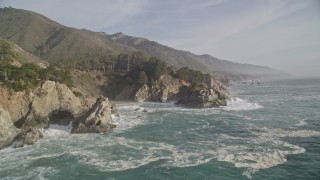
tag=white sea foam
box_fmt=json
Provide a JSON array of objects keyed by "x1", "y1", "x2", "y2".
[
  {"x1": 43, "y1": 127, "x2": 70, "y2": 139},
  {"x1": 117, "y1": 101, "x2": 223, "y2": 119},
  {"x1": 256, "y1": 127, "x2": 320, "y2": 138},
  {"x1": 74, "y1": 138, "x2": 173, "y2": 171},
  {"x1": 216, "y1": 146, "x2": 288, "y2": 169},
  {"x1": 70, "y1": 137, "x2": 216, "y2": 172},
  {"x1": 295, "y1": 118, "x2": 308, "y2": 126},
  {"x1": 115, "y1": 102, "x2": 221, "y2": 132},
  {"x1": 2, "y1": 125, "x2": 319, "y2": 179},
  {"x1": 48, "y1": 123, "x2": 72, "y2": 133},
  {"x1": 112, "y1": 113, "x2": 146, "y2": 133},
  {"x1": 111, "y1": 103, "x2": 150, "y2": 132},
  {"x1": 1, "y1": 94, "x2": 319, "y2": 180},
  {"x1": 117, "y1": 103, "x2": 142, "y2": 111},
  {"x1": 223, "y1": 98, "x2": 263, "y2": 111},
  {"x1": 70, "y1": 106, "x2": 320, "y2": 176},
  {"x1": 26, "y1": 167, "x2": 58, "y2": 180},
  {"x1": 213, "y1": 126, "x2": 320, "y2": 178}
]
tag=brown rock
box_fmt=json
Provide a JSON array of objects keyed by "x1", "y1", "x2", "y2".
[
  {"x1": 15, "y1": 128, "x2": 43, "y2": 148},
  {"x1": 71, "y1": 96, "x2": 116, "y2": 133},
  {"x1": 0, "y1": 106, "x2": 20, "y2": 150}
]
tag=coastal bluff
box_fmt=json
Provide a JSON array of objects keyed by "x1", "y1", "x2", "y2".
[
  {"x1": 0, "y1": 81, "x2": 116, "y2": 150},
  {"x1": 134, "y1": 75, "x2": 230, "y2": 108}
]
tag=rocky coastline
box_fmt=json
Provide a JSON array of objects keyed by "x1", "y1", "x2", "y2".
[
  {"x1": 134, "y1": 75, "x2": 230, "y2": 108},
  {"x1": 0, "y1": 75, "x2": 229, "y2": 150},
  {"x1": 0, "y1": 81, "x2": 116, "y2": 150}
]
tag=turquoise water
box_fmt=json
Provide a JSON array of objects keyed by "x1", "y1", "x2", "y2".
[{"x1": 1, "y1": 78, "x2": 320, "y2": 179}]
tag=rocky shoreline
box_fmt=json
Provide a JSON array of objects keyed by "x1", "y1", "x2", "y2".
[
  {"x1": 133, "y1": 75, "x2": 230, "y2": 108},
  {"x1": 0, "y1": 75, "x2": 229, "y2": 150},
  {"x1": 0, "y1": 81, "x2": 116, "y2": 150}
]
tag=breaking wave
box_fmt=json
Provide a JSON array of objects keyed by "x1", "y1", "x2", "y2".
[{"x1": 223, "y1": 98, "x2": 263, "y2": 111}]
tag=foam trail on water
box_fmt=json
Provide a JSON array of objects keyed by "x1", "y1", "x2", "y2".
[
  {"x1": 295, "y1": 118, "x2": 308, "y2": 126},
  {"x1": 223, "y1": 98, "x2": 263, "y2": 111},
  {"x1": 48, "y1": 123, "x2": 72, "y2": 133},
  {"x1": 113, "y1": 103, "x2": 149, "y2": 132},
  {"x1": 214, "y1": 126, "x2": 320, "y2": 178}
]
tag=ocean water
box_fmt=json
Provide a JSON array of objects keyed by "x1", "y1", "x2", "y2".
[{"x1": 1, "y1": 78, "x2": 320, "y2": 180}]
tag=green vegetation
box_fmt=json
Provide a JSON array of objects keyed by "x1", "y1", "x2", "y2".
[
  {"x1": 0, "y1": 7, "x2": 279, "y2": 81},
  {"x1": 137, "y1": 71, "x2": 148, "y2": 85},
  {"x1": 72, "y1": 90, "x2": 83, "y2": 97},
  {"x1": 174, "y1": 67, "x2": 205, "y2": 84},
  {"x1": 0, "y1": 63, "x2": 73, "y2": 91},
  {"x1": 0, "y1": 39, "x2": 73, "y2": 91},
  {"x1": 126, "y1": 57, "x2": 171, "y2": 85},
  {"x1": 0, "y1": 38, "x2": 18, "y2": 63}
]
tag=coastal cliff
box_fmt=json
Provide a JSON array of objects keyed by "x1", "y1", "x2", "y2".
[
  {"x1": 134, "y1": 75, "x2": 229, "y2": 108},
  {"x1": 0, "y1": 81, "x2": 116, "y2": 149},
  {"x1": 134, "y1": 75, "x2": 183, "y2": 103},
  {"x1": 176, "y1": 77, "x2": 229, "y2": 108}
]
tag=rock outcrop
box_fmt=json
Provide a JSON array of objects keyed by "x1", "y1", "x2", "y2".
[
  {"x1": 176, "y1": 77, "x2": 230, "y2": 108},
  {"x1": 9, "y1": 81, "x2": 86, "y2": 132},
  {"x1": 135, "y1": 75, "x2": 184, "y2": 103},
  {"x1": 134, "y1": 84, "x2": 150, "y2": 102},
  {"x1": 134, "y1": 75, "x2": 229, "y2": 108},
  {"x1": 14, "y1": 128, "x2": 43, "y2": 148},
  {"x1": 0, "y1": 106, "x2": 20, "y2": 149},
  {"x1": 0, "y1": 81, "x2": 116, "y2": 149},
  {"x1": 72, "y1": 96, "x2": 116, "y2": 133}
]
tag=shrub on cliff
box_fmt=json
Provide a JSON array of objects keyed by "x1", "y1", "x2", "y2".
[
  {"x1": 0, "y1": 38, "x2": 17, "y2": 63},
  {"x1": 174, "y1": 67, "x2": 205, "y2": 84},
  {"x1": 137, "y1": 71, "x2": 148, "y2": 85},
  {"x1": 1, "y1": 63, "x2": 74, "y2": 91},
  {"x1": 144, "y1": 57, "x2": 168, "y2": 81},
  {"x1": 125, "y1": 57, "x2": 171, "y2": 86},
  {"x1": 2, "y1": 63, "x2": 41, "y2": 91}
]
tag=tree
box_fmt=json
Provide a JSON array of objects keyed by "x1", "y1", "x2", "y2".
[
  {"x1": 144, "y1": 57, "x2": 167, "y2": 81},
  {"x1": 175, "y1": 67, "x2": 204, "y2": 84},
  {"x1": 0, "y1": 39, "x2": 17, "y2": 63},
  {"x1": 137, "y1": 71, "x2": 148, "y2": 85}
]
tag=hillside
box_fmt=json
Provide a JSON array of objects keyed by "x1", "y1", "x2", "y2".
[
  {"x1": 108, "y1": 33, "x2": 282, "y2": 77},
  {"x1": 0, "y1": 38, "x2": 48, "y2": 67},
  {"x1": 0, "y1": 7, "x2": 282, "y2": 78},
  {"x1": 0, "y1": 38, "x2": 74, "y2": 91},
  {"x1": 109, "y1": 32, "x2": 209, "y2": 71},
  {"x1": 0, "y1": 7, "x2": 134, "y2": 68}
]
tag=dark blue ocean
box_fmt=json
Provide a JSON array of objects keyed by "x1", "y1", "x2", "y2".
[{"x1": 1, "y1": 78, "x2": 320, "y2": 179}]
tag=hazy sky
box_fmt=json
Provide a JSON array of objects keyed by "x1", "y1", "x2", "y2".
[{"x1": 1, "y1": 0, "x2": 320, "y2": 77}]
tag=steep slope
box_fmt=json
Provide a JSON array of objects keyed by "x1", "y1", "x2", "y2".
[
  {"x1": 0, "y1": 38, "x2": 48, "y2": 67},
  {"x1": 0, "y1": 7, "x2": 282, "y2": 78},
  {"x1": 0, "y1": 7, "x2": 62, "y2": 53},
  {"x1": 0, "y1": 7, "x2": 133, "y2": 65},
  {"x1": 108, "y1": 33, "x2": 282, "y2": 77},
  {"x1": 109, "y1": 32, "x2": 209, "y2": 71}
]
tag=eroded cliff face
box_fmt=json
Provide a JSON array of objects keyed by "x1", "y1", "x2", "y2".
[
  {"x1": 135, "y1": 75, "x2": 184, "y2": 103},
  {"x1": 176, "y1": 77, "x2": 230, "y2": 108},
  {"x1": 0, "y1": 81, "x2": 116, "y2": 150},
  {"x1": 72, "y1": 96, "x2": 116, "y2": 133},
  {"x1": 134, "y1": 75, "x2": 229, "y2": 108},
  {"x1": 0, "y1": 106, "x2": 20, "y2": 149}
]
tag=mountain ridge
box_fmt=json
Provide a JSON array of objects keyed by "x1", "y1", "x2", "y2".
[
  {"x1": 108, "y1": 32, "x2": 283, "y2": 78},
  {"x1": 0, "y1": 7, "x2": 283, "y2": 79}
]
